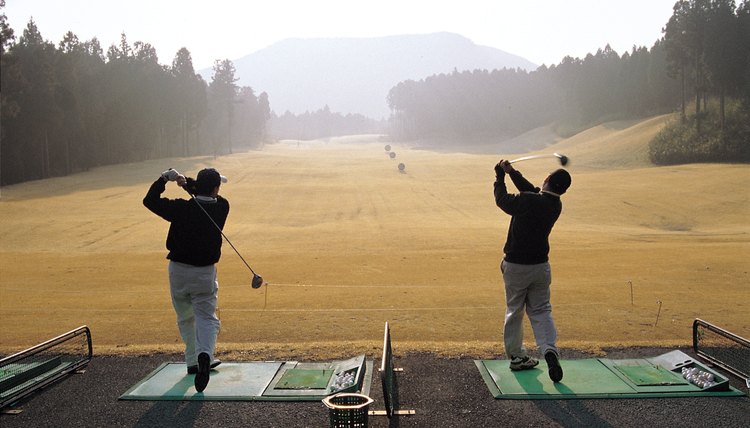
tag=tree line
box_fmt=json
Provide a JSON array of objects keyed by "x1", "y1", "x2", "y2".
[
  {"x1": 387, "y1": 43, "x2": 680, "y2": 141},
  {"x1": 0, "y1": 2, "x2": 270, "y2": 186},
  {"x1": 651, "y1": 0, "x2": 750, "y2": 163},
  {"x1": 388, "y1": 0, "x2": 750, "y2": 163},
  {"x1": 268, "y1": 106, "x2": 385, "y2": 141}
]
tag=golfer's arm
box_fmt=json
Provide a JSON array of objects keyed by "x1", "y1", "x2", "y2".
[
  {"x1": 143, "y1": 178, "x2": 174, "y2": 220},
  {"x1": 215, "y1": 198, "x2": 230, "y2": 230},
  {"x1": 509, "y1": 170, "x2": 538, "y2": 193},
  {"x1": 494, "y1": 179, "x2": 519, "y2": 214}
]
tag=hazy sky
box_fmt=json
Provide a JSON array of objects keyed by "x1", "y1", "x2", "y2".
[{"x1": 5, "y1": 0, "x2": 677, "y2": 70}]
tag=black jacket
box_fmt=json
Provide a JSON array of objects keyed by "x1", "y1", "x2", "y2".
[
  {"x1": 494, "y1": 170, "x2": 562, "y2": 264},
  {"x1": 143, "y1": 178, "x2": 230, "y2": 266}
]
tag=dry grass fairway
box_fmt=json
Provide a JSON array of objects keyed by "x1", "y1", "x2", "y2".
[{"x1": 1, "y1": 117, "x2": 748, "y2": 359}]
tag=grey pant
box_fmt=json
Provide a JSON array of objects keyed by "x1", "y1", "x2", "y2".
[
  {"x1": 501, "y1": 260, "x2": 558, "y2": 358},
  {"x1": 168, "y1": 261, "x2": 221, "y2": 366}
]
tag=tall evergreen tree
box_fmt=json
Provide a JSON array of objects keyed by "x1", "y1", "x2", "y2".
[
  {"x1": 208, "y1": 59, "x2": 238, "y2": 154},
  {"x1": 171, "y1": 47, "x2": 207, "y2": 156},
  {"x1": 258, "y1": 91, "x2": 271, "y2": 140},
  {"x1": 10, "y1": 19, "x2": 61, "y2": 180},
  {"x1": 737, "y1": 0, "x2": 750, "y2": 103},
  {"x1": 0, "y1": 0, "x2": 13, "y2": 54},
  {"x1": 704, "y1": 0, "x2": 742, "y2": 129},
  {"x1": 663, "y1": 0, "x2": 694, "y2": 121}
]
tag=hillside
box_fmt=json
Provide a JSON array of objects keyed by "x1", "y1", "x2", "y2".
[
  {"x1": 547, "y1": 114, "x2": 675, "y2": 169},
  {"x1": 409, "y1": 114, "x2": 674, "y2": 165},
  {"x1": 200, "y1": 32, "x2": 537, "y2": 119},
  {"x1": 1, "y1": 116, "x2": 747, "y2": 356}
]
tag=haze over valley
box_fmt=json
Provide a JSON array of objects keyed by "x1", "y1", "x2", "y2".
[{"x1": 204, "y1": 32, "x2": 538, "y2": 118}]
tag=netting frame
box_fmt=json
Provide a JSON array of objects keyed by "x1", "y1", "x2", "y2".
[
  {"x1": 692, "y1": 318, "x2": 749, "y2": 380},
  {"x1": 379, "y1": 321, "x2": 396, "y2": 417},
  {"x1": 1, "y1": 325, "x2": 92, "y2": 409}
]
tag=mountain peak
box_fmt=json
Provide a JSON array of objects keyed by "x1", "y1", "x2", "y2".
[{"x1": 205, "y1": 33, "x2": 536, "y2": 119}]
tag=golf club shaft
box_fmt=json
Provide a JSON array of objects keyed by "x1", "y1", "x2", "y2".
[
  {"x1": 509, "y1": 154, "x2": 559, "y2": 164},
  {"x1": 186, "y1": 190, "x2": 257, "y2": 276}
]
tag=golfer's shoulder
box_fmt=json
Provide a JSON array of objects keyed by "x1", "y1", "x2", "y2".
[
  {"x1": 521, "y1": 191, "x2": 554, "y2": 208},
  {"x1": 167, "y1": 198, "x2": 192, "y2": 209},
  {"x1": 519, "y1": 190, "x2": 541, "y2": 199}
]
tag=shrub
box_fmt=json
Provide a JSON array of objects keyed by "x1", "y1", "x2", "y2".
[{"x1": 649, "y1": 102, "x2": 750, "y2": 164}]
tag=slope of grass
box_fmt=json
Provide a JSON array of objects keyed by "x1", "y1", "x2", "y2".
[{"x1": 545, "y1": 114, "x2": 674, "y2": 169}]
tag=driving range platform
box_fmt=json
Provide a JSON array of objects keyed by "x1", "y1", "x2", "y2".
[
  {"x1": 119, "y1": 355, "x2": 372, "y2": 401},
  {"x1": 476, "y1": 350, "x2": 744, "y2": 399}
]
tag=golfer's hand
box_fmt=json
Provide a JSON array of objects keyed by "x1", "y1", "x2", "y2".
[
  {"x1": 495, "y1": 160, "x2": 514, "y2": 177},
  {"x1": 175, "y1": 175, "x2": 187, "y2": 187},
  {"x1": 495, "y1": 161, "x2": 505, "y2": 178},
  {"x1": 500, "y1": 160, "x2": 515, "y2": 174},
  {"x1": 161, "y1": 168, "x2": 181, "y2": 182}
]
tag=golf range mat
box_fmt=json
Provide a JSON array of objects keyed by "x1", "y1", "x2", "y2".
[
  {"x1": 476, "y1": 350, "x2": 745, "y2": 399},
  {"x1": 119, "y1": 354, "x2": 372, "y2": 401}
]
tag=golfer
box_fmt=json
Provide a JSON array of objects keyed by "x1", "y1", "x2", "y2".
[
  {"x1": 493, "y1": 160, "x2": 571, "y2": 382},
  {"x1": 143, "y1": 167, "x2": 229, "y2": 392}
]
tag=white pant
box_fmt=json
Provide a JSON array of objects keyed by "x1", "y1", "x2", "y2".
[
  {"x1": 168, "y1": 261, "x2": 221, "y2": 366},
  {"x1": 501, "y1": 260, "x2": 558, "y2": 358}
]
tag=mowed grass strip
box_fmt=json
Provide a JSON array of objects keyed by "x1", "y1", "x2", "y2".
[{"x1": 1, "y1": 123, "x2": 748, "y2": 358}]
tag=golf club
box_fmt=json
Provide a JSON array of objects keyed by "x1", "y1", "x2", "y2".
[
  {"x1": 509, "y1": 152, "x2": 569, "y2": 166},
  {"x1": 183, "y1": 185, "x2": 264, "y2": 289}
]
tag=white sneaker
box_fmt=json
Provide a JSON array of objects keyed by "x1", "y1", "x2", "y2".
[{"x1": 509, "y1": 355, "x2": 539, "y2": 371}]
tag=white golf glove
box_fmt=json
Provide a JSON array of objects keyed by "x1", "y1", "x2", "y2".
[{"x1": 161, "y1": 168, "x2": 180, "y2": 181}]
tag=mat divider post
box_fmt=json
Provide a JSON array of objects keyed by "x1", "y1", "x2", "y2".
[{"x1": 370, "y1": 321, "x2": 415, "y2": 417}]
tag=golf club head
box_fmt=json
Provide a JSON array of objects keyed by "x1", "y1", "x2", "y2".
[
  {"x1": 251, "y1": 274, "x2": 264, "y2": 289},
  {"x1": 555, "y1": 153, "x2": 569, "y2": 166}
]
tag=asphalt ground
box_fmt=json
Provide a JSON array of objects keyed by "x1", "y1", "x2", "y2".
[{"x1": 1, "y1": 347, "x2": 749, "y2": 427}]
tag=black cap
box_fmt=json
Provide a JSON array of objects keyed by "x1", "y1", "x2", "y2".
[
  {"x1": 548, "y1": 169, "x2": 571, "y2": 195},
  {"x1": 195, "y1": 168, "x2": 227, "y2": 195}
]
